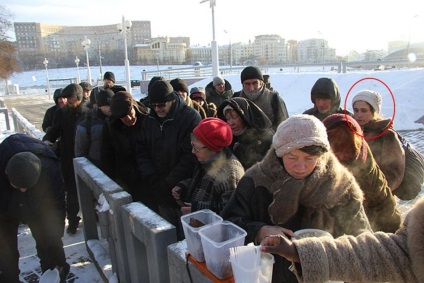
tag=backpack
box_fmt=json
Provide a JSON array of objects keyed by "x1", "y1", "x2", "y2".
[{"x1": 394, "y1": 132, "x2": 424, "y2": 200}]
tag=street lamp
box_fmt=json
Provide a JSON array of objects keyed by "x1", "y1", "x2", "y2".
[
  {"x1": 75, "y1": 56, "x2": 81, "y2": 83},
  {"x1": 117, "y1": 16, "x2": 132, "y2": 93},
  {"x1": 200, "y1": 0, "x2": 219, "y2": 77},
  {"x1": 43, "y1": 58, "x2": 51, "y2": 100},
  {"x1": 224, "y1": 30, "x2": 232, "y2": 70},
  {"x1": 81, "y1": 36, "x2": 92, "y2": 84}
]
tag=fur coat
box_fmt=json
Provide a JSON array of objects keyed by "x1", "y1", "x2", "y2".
[{"x1": 292, "y1": 196, "x2": 424, "y2": 283}]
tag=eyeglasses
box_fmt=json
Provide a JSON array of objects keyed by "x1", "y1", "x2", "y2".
[
  {"x1": 191, "y1": 142, "x2": 207, "y2": 152},
  {"x1": 150, "y1": 102, "x2": 167, "y2": 109}
]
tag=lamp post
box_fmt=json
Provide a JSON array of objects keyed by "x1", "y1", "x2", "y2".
[
  {"x1": 43, "y1": 58, "x2": 51, "y2": 100},
  {"x1": 200, "y1": 0, "x2": 219, "y2": 77},
  {"x1": 75, "y1": 56, "x2": 81, "y2": 83},
  {"x1": 81, "y1": 36, "x2": 92, "y2": 84},
  {"x1": 224, "y1": 30, "x2": 232, "y2": 70},
  {"x1": 117, "y1": 16, "x2": 132, "y2": 93}
]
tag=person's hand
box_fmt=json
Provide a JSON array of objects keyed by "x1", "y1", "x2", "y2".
[
  {"x1": 255, "y1": 225, "x2": 295, "y2": 243},
  {"x1": 172, "y1": 186, "x2": 182, "y2": 200},
  {"x1": 181, "y1": 203, "x2": 192, "y2": 215},
  {"x1": 44, "y1": 140, "x2": 54, "y2": 147},
  {"x1": 260, "y1": 234, "x2": 300, "y2": 262}
]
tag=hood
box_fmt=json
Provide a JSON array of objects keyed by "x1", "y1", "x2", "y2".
[{"x1": 311, "y1": 78, "x2": 341, "y2": 111}]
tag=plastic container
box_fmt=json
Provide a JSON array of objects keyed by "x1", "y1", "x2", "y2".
[
  {"x1": 199, "y1": 221, "x2": 247, "y2": 279},
  {"x1": 230, "y1": 252, "x2": 275, "y2": 283},
  {"x1": 181, "y1": 209, "x2": 223, "y2": 262},
  {"x1": 39, "y1": 268, "x2": 60, "y2": 283},
  {"x1": 293, "y1": 229, "x2": 333, "y2": 239}
]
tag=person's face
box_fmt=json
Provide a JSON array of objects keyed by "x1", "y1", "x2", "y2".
[
  {"x1": 315, "y1": 98, "x2": 332, "y2": 114},
  {"x1": 152, "y1": 100, "x2": 173, "y2": 118},
  {"x1": 175, "y1": 90, "x2": 187, "y2": 100},
  {"x1": 66, "y1": 96, "x2": 81, "y2": 108},
  {"x1": 193, "y1": 98, "x2": 205, "y2": 106},
  {"x1": 120, "y1": 108, "x2": 137, "y2": 126},
  {"x1": 191, "y1": 135, "x2": 216, "y2": 162},
  {"x1": 353, "y1": 101, "x2": 374, "y2": 126},
  {"x1": 214, "y1": 83, "x2": 225, "y2": 93},
  {"x1": 242, "y1": 79, "x2": 263, "y2": 95},
  {"x1": 83, "y1": 89, "x2": 91, "y2": 98},
  {"x1": 282, "y1": 149, "x2": 319, "y2": 180},
  {"x1": 224, "y1": 109, "x2": 246, "y2": 136},
  {"x1": 57, "y1": 97, "x2": 67, "y2": 107},
  {"x1": 103, "y1": 79, "x2": 114, "y2": 88},
  {"x1": 99, "y1": 105, "x2": 112, "y2": 116}
]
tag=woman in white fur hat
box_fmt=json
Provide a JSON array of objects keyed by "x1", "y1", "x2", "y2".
[
  {"x1": 352, "y1": 90, "x2": 405, "y2": 195},
  {"x1": 221, "y1": 114, "x2": 371, "y2": 283}
]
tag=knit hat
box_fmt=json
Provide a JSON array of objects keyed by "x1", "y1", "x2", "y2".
[
  {"x1": 170, "y1": 78, "x2": 189, "y2": 94},
  {"x1": 213, "y1": 76, "x2": 225, "y2": 86},
  {"x1": 61, "y1": 83, "x2": 83, "y2": 101},
  {"x1": 6, "y1": 152, "x2": 42, "y2": 188},
  {"x1": 148, "y1": 80, "x2": 176, "y2": 103},
  {"x1": 272, "y1": 114, "x2": 330, "y2": 157},
  {"x1": 241, "y1": 66, "x2": 264, "y2": 83},
  {"x1": 79, "y1": 82, "x2": 93, "y2": 91},
  {"x1": 110, "y1": 91, "x2": 133, "y2": 118},
  {"x1": 96, "y1": 88, "x2": 115, "y2": 107},
  {"x1": 352, "y1": 90, "x2": 382, "y2": 114},
  {"x1": 193, "y1": 118, "x2": 233, "y2": 152},
  {"x1": 103, "y1": 71, "x2": 115, "y2": 83},
  {"x1": 53, "y1": 88, "x2": 63, "y2": 104},
  {"x1": 148, "y1": 76, "x2": 165, "y2": 93},
  {"x1": 190, "y1": 87, "x2": 206, "y2": 100}
]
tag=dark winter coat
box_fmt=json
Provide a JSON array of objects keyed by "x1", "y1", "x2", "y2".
[
  {"x1": 205, "y1": 79, "x2": 234, "y2": 108},
  {"x1": 303, "y1": 77, "x2": 353, "y2": 121},
  {"x1": 233, "y1": 86, "x2": 289, "y2": 131},
  {"x1": 363, "y1": 118, "x2": 406, "y2": 192},
  {"x1": 218, "y1": 97, "x2": 274, "y2": 170},
  {"x1": 221, "y1": 149, "x2": 371, "y2": 283},
  {"x1": 75, "y1": 108, "x2": 109, "y2": 168},
  {"x1": 137, "y1": 94, "x2": 201, "y2": 207},
  {"x1": 178, "y1": 149, "x2": 244, "y2": 214},
  {"x1": 42, "y1": 104, "x2": 59, "y2": 132},
  {"x1": 0, "y1": 134, "x2": 65, "y2": 223},
  {"x1": 101, "y1": 102, "x2": 148, "y2": 200},
  {"x1": 292, "y1": 196, "x2": 424, "y2": 283}
]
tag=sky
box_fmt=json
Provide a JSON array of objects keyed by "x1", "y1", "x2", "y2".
[{"x1": 4, "y1": 0, "x2": 424, "y2": 56}]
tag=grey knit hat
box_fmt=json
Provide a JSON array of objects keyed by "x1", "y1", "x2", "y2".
[
  {"x1": 213, "y1": 76, "x2": 225, "y2": 86},
  {"x1": 352, "y1": 90, "x2": 382, "y2": 114},
  {"x1": 272, "y1": 115, "x2": 330, "y2": 157},
  {"x1": 6, "y1": 152, "x2": 42, "y2": 188}
]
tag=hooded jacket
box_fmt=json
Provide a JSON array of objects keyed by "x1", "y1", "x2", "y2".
[{"x1": 218, "y1": 97, "x2": 274, "y2": 170}]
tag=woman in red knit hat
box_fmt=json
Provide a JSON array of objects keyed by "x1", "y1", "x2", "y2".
[{"x1": 171, "y1": 117, "x2": 245, "y2": 215}]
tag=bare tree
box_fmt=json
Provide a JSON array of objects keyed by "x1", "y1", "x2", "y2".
[{"x1": 0, "y1": 5, "x2": 19, "y2": 80}]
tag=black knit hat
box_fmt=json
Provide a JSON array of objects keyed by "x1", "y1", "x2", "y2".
[
  {"x1": 110, "y1": 91, "x2": 133, "y2": 118},
  {"x1": 97, "y1": 88, "x2": 115, "y2": 107},
  {"x1": 103, "y1": 71, "x2": 115, "y2": 83},
  {"x1": 6, "y1": 152, "x2": 42, "y2": 188},
  {"x1": 62, "y1": 83, "x2": 83, "y2": 101},
  {"x1": 53, "y1": 88, "x2": 63, "y2": 104},
  {"x1": 148, "y1": 80, "x2": 176, "y2": 103},
  {"x1": 240, "y1": 66, "x2": 264, "y2": 83},
  {"x1": 148, "y1": 76, "x2": 165, "y2": 93},
  {"x1": 170, "y1": 78, "x2": 189, "y2": 94}
]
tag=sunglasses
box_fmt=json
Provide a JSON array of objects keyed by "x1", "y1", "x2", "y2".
[{"x1": 150, "y1": 102, "x2": 167, "y2": 109}]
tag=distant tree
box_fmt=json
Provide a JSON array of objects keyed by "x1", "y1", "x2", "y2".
[{"x1": 0, "y1": 5, "x2": 19, "y2": 80}]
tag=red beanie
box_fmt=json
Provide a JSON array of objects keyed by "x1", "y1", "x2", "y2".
[{"x1": 193, "y1": 118, "x2": 233, "y2": 152}]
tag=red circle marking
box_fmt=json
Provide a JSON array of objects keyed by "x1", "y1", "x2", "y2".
[{"x1": 343, "y1": 77, "x2": 396, "y2": 140}]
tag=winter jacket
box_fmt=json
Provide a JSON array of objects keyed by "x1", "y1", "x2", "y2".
[
  {"x1": 218, "y1": 97, "x2": 274, "y2": 170},
  {"x1": 178, "y1": 149, "x2": 244, "y2": 214},
  {"x1": 42, "y1": 104, "x2": 59, "y2": 132},
  {"x1": 233, "y1": 86, "x2": 289, "y2": 131},
  {"x1": 184, "y1": 96, "x2": 207, "y2": 119},
  {"x1": 221, "y1": 149, "x2": 371, "y2": 283},
  {"x1": 292, "y1": 196, "x2": 424, "y2": 283},
  {"x1": 363, "y1": 118, "x2": 405, "y2": 192},
  {"x1": 137, "y1": 94, "x2": 201, "y2": 207},
  {"x1": 0, "y1": 134, "x2": 65, "y2": 225},
  {"x1": 205, "y1": 79, "x2": 234, "y2": 108},
  {"x1": 303, "y1": 77, "x2": 353, "y2": 121}
]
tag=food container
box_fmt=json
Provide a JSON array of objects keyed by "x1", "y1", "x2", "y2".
[
  {"x1": 294, "y1": 228, "x2": 333, "y2": 239},
  {"x1": 230, "y1": 252, "x2": 274, "y2": 283}
]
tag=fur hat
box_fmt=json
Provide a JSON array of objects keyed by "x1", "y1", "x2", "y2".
[
  {"x1": 213, "y1": 76, "x2": 225, "y2": 86},
  {"x1": 170, "y1": 78, "x2": 189, "y2": 94},
  {"x1": 241, "y1": 66, "x2": 264, "y2": 83},
  {"x1": 61, "y1": 83, "x2": 83, "y2": 101},
  {"x1": 103, "y1": 71, "x2": 115, "y2": 83},
  {"x1": 272, "y1": 114, "x2": 330, "y2": 157},
  {"x1": 96, "y1": 88, "x2": 115, "y2": 107},
  {"x1": 79, "y1": 82, "x2": 93, "y2": 91},
  {"x1": 193, "y1": 117, "x2": 232, "y2": 152},
  {"x1": 110, "y1": 91, "x2": 133, "y2": 118},
  {"x1": 190, "y1": 87, "x2": 206, "y2": 100},
  {"x1": 352, "y1": 90, "x2": 382, "y2": 114},
  {"x1": 148, "y1": 80, "x2": 176, "y2": 103},
  {"x1": 6, "y1": 152, "x2": 42, "y2": 188}
]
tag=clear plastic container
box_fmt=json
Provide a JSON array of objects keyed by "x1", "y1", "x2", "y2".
[
  {"x1": 230, "y1": 252, "x2": 274, "y2": 283},
  {"x1": 181, "y1": 209, "x2": 223, "y2": 262},
  {"x1": 293, "y1": 228, "x2": 333, "y2": 239},
  {"x1": 199, "y1": 221, "x2": 247, "y2": 279}
]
